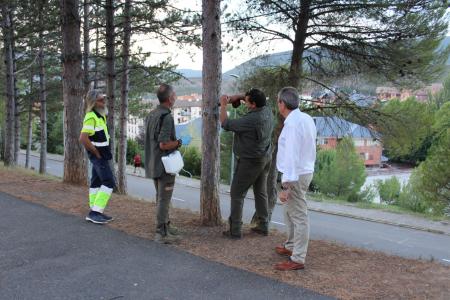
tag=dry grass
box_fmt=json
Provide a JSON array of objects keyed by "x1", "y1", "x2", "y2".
[{"x1": 1, "y1": 167, "x2": 449, "y2": 300}]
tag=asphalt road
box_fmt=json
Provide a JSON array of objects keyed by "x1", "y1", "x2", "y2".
[
  {"x1": 19, "y1": 153, "x2": 450, "y2": 264},
  {"x1": 0, "y1": 192, "x2": 329, "y2": 300}
]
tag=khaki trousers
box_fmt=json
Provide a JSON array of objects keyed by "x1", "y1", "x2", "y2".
[
  {"x1": 284, "y1": 173, "x2": 313, "y2": 264},
  {"x1": 153, "y1": 172, "x2": 176, "y2": 233}
]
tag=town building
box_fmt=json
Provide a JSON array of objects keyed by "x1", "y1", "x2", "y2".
[
  {"x1": 172, "y1": 94, "x2": 202, "y2": 125},
  {"x1": 376, "y1": 83, "x2": 443, "y2": 102},
  {"x1": 314, "y1": 117, "x2": 383, "y2": 166},
  {"x1": 127, "y1": 115, "x2": 144, "y2": 140}
]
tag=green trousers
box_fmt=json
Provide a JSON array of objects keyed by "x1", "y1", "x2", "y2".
[
  {"x1": 229, "y1": 156, "x2": 271, "y2": 235},
  {"x1": 153, "y1": 172, "x2": 176, "y2": 234}
]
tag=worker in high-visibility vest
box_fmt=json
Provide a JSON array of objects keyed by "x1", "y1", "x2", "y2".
[{"x1": 79, "y1": 90, "x2": 115, "y2": 224}]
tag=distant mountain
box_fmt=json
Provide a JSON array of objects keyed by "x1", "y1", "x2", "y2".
[
  {"x1": 224, "y1": 36, "x2": 450, "y2": 77},
  {"x1": 177, "y1": 69, "x2": 202, "y2": 78},
  {"x1": 176, "y1": 36, "x2": 450, "y2": 81},
  {"x1": 223, "y1": 51, "x2": 292, "y2": 77}
]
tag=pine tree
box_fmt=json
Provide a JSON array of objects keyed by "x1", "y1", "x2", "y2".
[
  {"x1": 200, "y1": 0, "x2": 222, "y2": 225},
  {"x1": 60, "y1": 0, "x2": 87, "y2": 184}
]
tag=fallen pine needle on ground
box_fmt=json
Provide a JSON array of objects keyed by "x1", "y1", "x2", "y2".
[{"x1": 0, "y1": 166, "x2": 449, "y2": 300}]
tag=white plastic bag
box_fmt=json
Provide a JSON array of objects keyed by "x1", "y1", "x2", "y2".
[{"x1": 161, "y1": 150, "x2": 184, "y2": 175}]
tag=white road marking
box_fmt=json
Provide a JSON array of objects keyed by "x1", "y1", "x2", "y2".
[
  {"x1": 271, "y1": 221, "x2": 286, "y2": 226},
  {"x1": 442, "y1": 259, "x2": 450, "y2": 263},
  {"x1": 173, "y1": 197, "x2": 185, "y2": 202}
]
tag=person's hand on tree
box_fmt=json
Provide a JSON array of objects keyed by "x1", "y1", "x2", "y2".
[
  {"x1": 279, "y1": 190, "x2": 290, "y2": 203},
  {"x1": 220, "y1": 95, "x2": 230, "y2": 107}
]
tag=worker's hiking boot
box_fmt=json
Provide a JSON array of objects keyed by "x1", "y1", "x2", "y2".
[
  {"x1": 222, "y1": 218, "x2": 242, "y2": 239},
  {"x1": 101, "y1": 213, "x2": 114, "y2": 223},
  {"x1": 154, "y1": 232, "x2": 180, "y2": 244},
  {"x1": 250, "y1": 222, "x2": 269, "y2": 236},
  {"x1": 154, "y1": 223, "x2": 180, "y2": 244},
  {"x1": 167, "y1": 221, "x2": 179, "y2": 235},
  {"x1": 85, "y1": 211, "x2": 108, "y2": 224},
  {"x1": 222, "y1": 230, "x2": 242, "y2": 239}
]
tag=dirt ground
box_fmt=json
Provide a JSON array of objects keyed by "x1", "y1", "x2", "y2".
[{"x1": 1, "y1": 167, "x2": 449, "y2": 300}]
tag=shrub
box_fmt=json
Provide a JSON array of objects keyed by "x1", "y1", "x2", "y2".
[
  {"x1": 397, "y1": 181, "x2": 428, "y2": 213},
  {"x1": 376, "y1": 176, "x2": 401, "y2": 204},
  {"x1": 347, "y1": 185, "x2": 376, "y2": 203},
  {"x1": 314, "y1": 137, "x2": 366, "y2": 198},
  {"x1": 180, "y1": 146, "x2": 201, "y2": 177},
  {"x1": 311, "y1": 149, "x2": 336, "y2": 192}
]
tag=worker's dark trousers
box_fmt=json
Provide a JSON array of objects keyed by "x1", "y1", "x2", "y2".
[{"x1": 229, "y1": 156, "x2": 271, "y2": 235}]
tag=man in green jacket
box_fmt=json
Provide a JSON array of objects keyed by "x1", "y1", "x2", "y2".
[
  {"x1": 220, "y1": 88, "x2": 274, "y2": 239},
  {"x1": 144, "y1": 84, "x2": 182, "y2": 243}
]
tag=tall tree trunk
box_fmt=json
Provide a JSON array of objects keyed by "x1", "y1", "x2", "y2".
[
  {"x1": 93, "y1": 26, "x2": 99, "y2": 89},
  {"x1": 83, "y1": 0, "x2": 90, "y2": 93},
  {"x1": 38, "y1": 47, "x2": 47, "y2": 174},
  {"x1": 25, "y1": 70, "x2": 34, "y2": 169},
  {"x1": 1, "y1": 4, "x2": 16, "y2": 166},
  {"x1": 256, "y1": 1, "x2": 312, "y2": 222},
  {"x1": 105, "y1": 0, "x2": 116, "y2": 164},
  {"x1": 60, "y1": 0, "x2": 87, "y2": 184},
  {"x1": 117, "y1": 0, "x2": 131, "y2": 194},
  {"x1": 11, "y1": 9, "x2": 20, "y2": 164},
  {"x1": 200, "y1": 0, "x2": 222, "y2": 226},
  {"x1": 287, "y1": 0, "x2": 311, "y2": 88}
]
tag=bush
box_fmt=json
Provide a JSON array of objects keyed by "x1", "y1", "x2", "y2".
[
  {"x1": 311, "y1": 149, "x2": 336, "y2": 192},
  {"x1": 397, "y1": 181, "x2": 429, "y2": 213},
  {"x1": 376, "y1": 176, "x2": 401, "y2": 204},
  {"x1": 347, "y1": 185, "x2": 376, "y2": 203},
  {"x1": 313, "y1": 137, "x2": 366, "y2": 199},
  {"x1": 180, "y1": 146, "x2": 201, "y2": 177}
]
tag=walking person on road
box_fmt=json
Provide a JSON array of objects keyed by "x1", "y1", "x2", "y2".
[
  {"x1": 144, "y1": 84, "x2": 182, "y2": 243},
  {"x1": 79, "y1": 90, "x2": 115, "y2": 225},
  {"x1": 133, "y1": 153, "x2": 142, "y2": 174},
  {"x1": 273, "y1": 87, "x2": 317, "y2": 271},
  {"x1": 220, "y1": 88, "x2": 274, "y2": 239}
]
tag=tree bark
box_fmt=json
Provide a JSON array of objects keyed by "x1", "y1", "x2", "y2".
[
  {"x1": 105, "y1": 0, "x2": 116, "y2": 174},
  {"x1": 83, "y1": 0, "x2": 90, "y2": 93},
  {"x1": 11, "y1": 9, "x2": 20, "y2": 165},
  {"x1": 117, "y1": 0, "x2": 131, "y2": 194},
  {"x1": 25, "y1": 70, "x2": 34, "y2": 169},
  {"x1": 38, "y1": 46, "x2": 47, "y2": 174},
  {"x1": 200, "y1": 0, "x2": 222, "y2": 226},
  {"x1": 60, "y1": 0, "x2": 87, "y2": 184},
  {"x1": 1, "y1": 4, "x2": 16, "y2": 166},
  {"x1": 93, "y1": 26, "x2": 99, "y2": 89},
  {"x1": 287, "y1": 0, "x2": 311, "y2": 88}
]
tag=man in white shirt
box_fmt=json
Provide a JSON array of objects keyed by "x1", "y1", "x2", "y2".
[{"x1": 274, "y1": 87, "x2": 317, "y2": 271}]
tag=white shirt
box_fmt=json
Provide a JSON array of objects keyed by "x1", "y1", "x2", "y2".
[{"x1": 276, "y1": 109, "x2": 317, "y2": 183}]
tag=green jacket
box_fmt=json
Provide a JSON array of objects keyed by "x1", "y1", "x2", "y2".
[
  {"x1": 222, "y1": 106, "x2": 274, "y2": 159},
  {"x1": 144, "y1": 105, "x2": 176, "y2": 179}
]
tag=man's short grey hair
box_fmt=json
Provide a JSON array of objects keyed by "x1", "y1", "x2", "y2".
[
  {"x1": 157, "y1": 83, "x2": 174, "y2": 103},
  {"x1": 278, "y1": 87, "x2": 299, "y2": 110}
]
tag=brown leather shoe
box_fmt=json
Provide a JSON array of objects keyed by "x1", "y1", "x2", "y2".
[
  {"x1": 274, "y1": 260, "x2": 305, "y2": 271},
  {"x1": 275, "y1": 245, "x2": 292, "y2": 257}
]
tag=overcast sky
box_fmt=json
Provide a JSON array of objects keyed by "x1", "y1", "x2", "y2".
[
  {"x1": 133, "y1": 1, "x2": 450, "y2": 72},
  {"x1": 133, "y1": 0, "x2": 292, "y2": 72}
]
